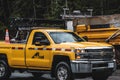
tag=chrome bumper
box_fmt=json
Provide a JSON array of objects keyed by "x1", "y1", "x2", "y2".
[{"x1": 70, "y1": 59, "x2": 116, "y2": 73}]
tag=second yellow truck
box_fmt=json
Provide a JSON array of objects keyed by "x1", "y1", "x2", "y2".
[{"x1": 75, "y1": 24, "x2": 120, "y2": 66}]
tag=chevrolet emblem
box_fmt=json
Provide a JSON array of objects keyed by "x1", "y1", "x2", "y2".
[{"x1": 100, "y1": 51, "x2": 106, "y2": 56}]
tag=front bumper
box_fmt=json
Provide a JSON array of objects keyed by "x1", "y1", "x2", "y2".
[{"x1": 71, "y1": 59, "x2": 116, "y2": 73}]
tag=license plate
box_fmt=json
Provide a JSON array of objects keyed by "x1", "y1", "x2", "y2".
[{"x1": 108, "y1": 63, "x2": 114, "y2": 68}]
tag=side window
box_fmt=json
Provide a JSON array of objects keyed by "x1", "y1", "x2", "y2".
[
  {"x1": 32, "y1": 32, "x2": 49, "y2": 45},
  {"x1": 10, "y1": 30, "x2": 29, "y2": 43}
]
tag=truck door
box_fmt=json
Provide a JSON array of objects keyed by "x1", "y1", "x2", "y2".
[{"x1": 26, "y1": 32, "x2": 51, "y2": 69}]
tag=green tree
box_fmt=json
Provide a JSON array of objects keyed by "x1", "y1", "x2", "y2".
[{"x1": 0, "y1": 0, "x2": 120, "y2": 27}]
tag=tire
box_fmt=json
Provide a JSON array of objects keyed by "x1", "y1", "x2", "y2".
[
  {"x1": 55, "y1": 62, "x2": 74, "y2": 80},
  {"x1": 92, "y1": 70, "x2": 113, "y2": 80},
  {"x1": 0, "y1": 60, "x2": 11, "y2": 79}
]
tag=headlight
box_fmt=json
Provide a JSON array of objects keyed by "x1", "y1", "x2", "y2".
[
  {"x1": 75, "y1": 49, "x2": 85, "y2": 53},
  {"x1": 75, "y1": 49, "x2": 86, "y2": 59}
]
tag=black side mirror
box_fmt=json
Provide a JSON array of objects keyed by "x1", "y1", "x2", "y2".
[
  {"x1": 35, "y1": 41, "x2": 41, "y2": 46},
  {"x1": 35, "y1": 40, "x2": 50, "y2": 46},
  {"x1": 40, "y1": 40, "x2": 50, "y2": 45},
  {"x1": 82, "y1": 36, "x2": 88, "y2": 41}
]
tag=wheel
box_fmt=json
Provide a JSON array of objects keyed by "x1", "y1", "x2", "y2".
[
  {"x1": 55, "y1": 62, "x2": 74, "y2": 80},
  {"x1": 0, "y1": 60, "x2": 11, "y2": 79},
  {"x1": 92, "y1": 70, "x2": 113, "y2": 80}
]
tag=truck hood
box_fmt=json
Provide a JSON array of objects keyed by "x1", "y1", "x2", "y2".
[{"x1": 56, "y1": 42, "x2": 112, "y2": 49}]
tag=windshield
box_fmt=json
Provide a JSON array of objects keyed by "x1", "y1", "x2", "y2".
[{"x1": 49, "y1": 32, "x2": 84, "y2": 44}]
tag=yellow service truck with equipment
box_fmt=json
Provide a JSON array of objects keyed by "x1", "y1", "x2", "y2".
[
  {"x1": 74, "y1": 23, "x2": 120, "y2": 66},
  {"x1": 0, "y1": 18, "x2": 116, "y2": 80}
]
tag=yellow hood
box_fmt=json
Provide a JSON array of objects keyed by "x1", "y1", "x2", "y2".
[{"x1": 53, "y1": 42, "x2": 112, "y2": 49}]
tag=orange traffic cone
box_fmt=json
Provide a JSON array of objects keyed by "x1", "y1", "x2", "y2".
[{"x1": 5, "y1": 29, "x2": 10, "y2": 43}]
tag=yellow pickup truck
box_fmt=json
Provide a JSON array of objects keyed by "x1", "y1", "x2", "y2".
[{"x1": 0, "y1": 28, "x2": 116, "y2": 80}]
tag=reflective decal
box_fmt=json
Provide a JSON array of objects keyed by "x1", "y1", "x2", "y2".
[{"x1": 32, "y1": 52, "x2": 44, "y2": 59}]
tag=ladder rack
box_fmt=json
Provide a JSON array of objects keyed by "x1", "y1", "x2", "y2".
[{"x1": 10, "y1": 18, "x2": 66, "y2": 30}]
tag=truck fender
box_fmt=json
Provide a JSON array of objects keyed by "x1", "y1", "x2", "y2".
[
  {"x1": 0, "y1": 54, "x2": 8, "y2": 62},
  {"x1": 51, "y1": 55, "x2": 71, "y2": 77}
]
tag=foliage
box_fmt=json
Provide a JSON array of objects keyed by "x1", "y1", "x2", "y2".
[{"x1": 0, "y1": 0, "x2": 120, "y2": 27}]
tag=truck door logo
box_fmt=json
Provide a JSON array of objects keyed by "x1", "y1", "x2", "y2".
[{"x1": 32, "y1": 52, "x2": 44, "y2": 59}]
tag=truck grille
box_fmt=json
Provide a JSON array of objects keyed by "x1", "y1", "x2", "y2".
[
  {"x1": 84, "y1": 48, "x2": 114, "y2": 60},
  {"x1": 85, "y1": 48, "x2": 113, "y2": 53}
]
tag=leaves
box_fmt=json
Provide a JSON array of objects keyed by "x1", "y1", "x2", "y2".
[{"x1": 0, "y1": 0, "x2": 120, "y2": 26}]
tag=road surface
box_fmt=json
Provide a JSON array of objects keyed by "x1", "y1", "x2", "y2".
[{"x1": 8, "y1": 69, "x2": 120, "y2": 80}]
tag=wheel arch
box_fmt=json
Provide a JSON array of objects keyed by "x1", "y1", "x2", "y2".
[
  {"x1": 0, "y1": 53, "x2": 8, "y2": 63},
  {"x1": 0, "y1": 54, "x2": 11, "y2": 79},
  {"x1": 51, "y1": 55, "x2": 71, "y2": 77}
]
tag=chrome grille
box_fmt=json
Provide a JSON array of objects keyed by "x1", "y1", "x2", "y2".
[
  {"x1": 85, "y1": 48, "x2": 113, "y2": 53},
  {"x1": 84, "y1": 48, "x2": 114, "y2": 60}
]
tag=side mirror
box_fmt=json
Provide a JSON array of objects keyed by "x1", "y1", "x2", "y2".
[
  {"x1": 40, "y1": 40, "x2": 50, "y2": 45},
  {"x1": 35, "y1": 41, "x2": 41, "y2": 46},
  {"x1": 82, "y1": 36, "x2": 88, "y2": 41},
  {"x1": 35, "y1": 40, "x2": 50, "y2": 46}
]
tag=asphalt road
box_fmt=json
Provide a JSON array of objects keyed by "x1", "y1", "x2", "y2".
[{"x1": 8, "y1": 69, "x2": 120, "y2": 80}]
